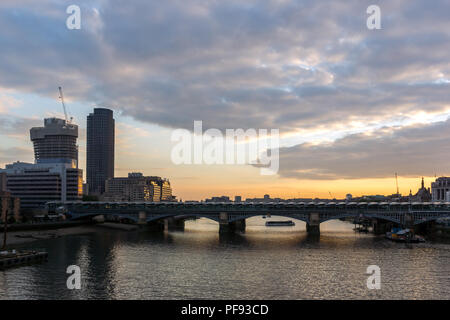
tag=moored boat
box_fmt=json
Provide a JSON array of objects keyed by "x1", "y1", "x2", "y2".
[
  {"x1": 385, "y1": 228, "x2": 425, "y2": 243},
  {"x1": 266, "y1": 220, "x2": 295, "y2": 227}
]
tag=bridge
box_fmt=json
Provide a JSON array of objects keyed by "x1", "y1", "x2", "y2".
[{"x1": 47, "y1": 201, "x2": 450, "y2": 235}]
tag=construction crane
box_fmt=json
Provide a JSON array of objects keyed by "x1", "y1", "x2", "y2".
[
  {"x1": 395, "y1": 172, "x2": 399, "y2": 196},
  {"x1": 58, "y1": 86, "x2": 72, "y2": 123}
]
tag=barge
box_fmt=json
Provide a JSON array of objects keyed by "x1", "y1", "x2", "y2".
[{"x1": 266, "y1": 220, "x2": 295, "y2": 227}]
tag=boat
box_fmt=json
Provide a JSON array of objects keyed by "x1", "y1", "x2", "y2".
[
  {"x1": 266, "y1": 220, "x2": 295, "y2": 227},
  {"x1": 0, "y1": 250, "x2": 48, "y2": 269},
  {"x1": 385, "y1": 228, "x2": 425, "y2": 243}
]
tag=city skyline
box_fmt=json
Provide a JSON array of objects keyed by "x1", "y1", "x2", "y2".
[
  {"x1": 0, "y1": 105, "x2": 445, "y2": 201},
  {"x1": 1, "y1": 0, "x2": 450, "y2": 200}
]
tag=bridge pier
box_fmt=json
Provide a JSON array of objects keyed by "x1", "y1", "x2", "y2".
[
  {"x1": 306, "y1": 213, "x2": 320, "y2": 235},
  {"x1": 165, "y1": 217, "x2": 185, "y2": 231},
  {"x1": 138, "y1": 211, "x2": 147, "y2": 225},
  {"x1": 147, "y1": 221, "x2": 165, "y2": 232},
  {"x1": 219, "y1": 216, "x2": 246, "y2": 234},
  {"x1": 372, "y1": 220, "x2": 392, "y2": 234}
]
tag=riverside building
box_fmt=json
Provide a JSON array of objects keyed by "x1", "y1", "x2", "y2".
[
  {"x1": 0, "y1": 118, "x2": 83, "y2": 214},
  {"x1": 431, "y1": 177, "x2": 450, "y2": 201},
  {"x1": 104, "y1": 173, "x2": 172, "y2": 202}
]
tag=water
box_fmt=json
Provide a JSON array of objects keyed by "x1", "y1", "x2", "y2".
[{"x1": 0, "y1": 218, "x2": 449, "y2": 300}]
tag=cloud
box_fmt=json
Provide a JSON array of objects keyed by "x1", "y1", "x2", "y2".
[
  {"x1": 0, "y1": 0, "x2": 448, "y2": 134},
  {"x1": 1, "y1": 0, "x2": 450, "y2": 182},
  {"x1": 0, "y1": 146, "x2": 33, "y2": 165},
  {"x1": 275, "y1": 118, "x2": 450, "y2": 180}
]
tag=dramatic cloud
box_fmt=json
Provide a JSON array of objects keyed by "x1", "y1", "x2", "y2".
[
  {"x1": 0, "y1": 0, "x2": 449, "y2": 182},
  {"x1": 0, "y1": 0, "x2": 448, "y2": 132},
  {"x1": 276, "y1": 118, "x2": 450, "y2": 180}
]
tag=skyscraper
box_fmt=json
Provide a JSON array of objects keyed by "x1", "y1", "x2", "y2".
[{"x1": 86, "y1": 108, "x2": 115, "y2": 195}]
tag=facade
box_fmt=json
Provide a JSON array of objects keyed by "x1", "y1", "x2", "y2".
[
  {"x1": 0, "y1": 191, "x2": 21, "y2": 222},
  {"x1": 431, "y1": 177, "x2": 450, "y2": 201},
  {"x1": 30, "y1": 118, "x2": 78, "y2": 167},
  {"x1": 0, "y1": 172, "x2": 6, "y2": 192},
  {"x1": 0, "y1": 117, "x2": 83, "y2": 214},
  {"x1": 86, "y1": 108, "x2": 115, "y2": 195},
  {"x1": 104, "y1": 173, "x2": 172, "y2": 202},
  {"x1": 1, "y1": 162, "x2": 82, "y2": 213}
]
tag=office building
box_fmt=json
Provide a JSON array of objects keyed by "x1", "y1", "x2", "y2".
[
  {"x1": 86, "y1": 108, "x2": 115, "y2": 195},
  {"x1": 431, "y1": 177, "x2": 450, "y2": 201},
  {"x1": 0, "y1": 117, "x2": 83, "y2": 213},
  {"x1": 104, "y1": 173, "x2": 172, "y2": 202},
  {"x1": 1, "y1": 162, "x2": 82, "y2": 213},
  {"x1": 30, "y1": 118, "x2": 79, "y2": 167}
]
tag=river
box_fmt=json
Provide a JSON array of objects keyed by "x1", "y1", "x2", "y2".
[{"x1": 1, "y1": 218, "x2": 449, "y2": 299}]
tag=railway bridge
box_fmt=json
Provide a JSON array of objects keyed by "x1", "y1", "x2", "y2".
[{"x1": 47, "y1": 201, "x2": 450, "y2": 235}]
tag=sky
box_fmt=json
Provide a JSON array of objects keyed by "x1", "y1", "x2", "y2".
[{"x1": 0, "y1": 0, "x2": 449, "y2": 200}]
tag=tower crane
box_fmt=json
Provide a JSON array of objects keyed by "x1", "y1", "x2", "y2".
[
  {"x1": 395, "y1": 172, "x2": 400, "y2": 196},
  {"x1": 58, "y1": 86, "x2": 73, "y2": 123}
]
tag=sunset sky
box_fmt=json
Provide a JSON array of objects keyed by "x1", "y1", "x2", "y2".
[{"x1": 1, "y1": 0, "x2": 449, "y2": 200}]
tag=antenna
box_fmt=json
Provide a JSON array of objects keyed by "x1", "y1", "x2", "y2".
[
  {"x1": 58, "y1": 86, "x2": 72, "y2": 123},
  {"x1": 395, "y1": 173, "x2": 399, "y2": 196}
]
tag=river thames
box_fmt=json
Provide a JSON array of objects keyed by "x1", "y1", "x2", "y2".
[{"x1": 0, "y1": 218, "x2": 449, "y2": 300}]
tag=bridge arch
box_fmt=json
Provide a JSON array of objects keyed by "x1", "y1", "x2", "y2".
[{"x1": 227, "y1": 213, "x2": 310, "y2": 224}]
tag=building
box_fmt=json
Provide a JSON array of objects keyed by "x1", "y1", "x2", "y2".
[
  {"x1": 86, "y1": 108, "x2": 115, "y2": 195},
  {"x1": 234, "y1": 196, "x2": 242, "y2": 203},
  {"x1": 205, "y1": 196, "x2": 231, "y2": 203},
  {"x1": 0, "y1": 172, "x2": 7, "y2": 192},
  {"x1": 0, "y1": 118, "x2": 83, "y2": 214},
  {"x1": 30, "y1": 118, "x2": 78, "y2": 167},
  {"x1": 1, "y1": 162, "x2": 82, "y2": 213},
  {"x1": 104, "y1": 173, "x2": 172, "y2": 202},
  {"x1": 409, "y1": 177, "x2": 432, "y2": 202},
  {"x1": 0, "y1": 191, "x2": 21, "y2": 222},
  {"x1": 431, "y1": 177, "x2": 450, "y2": 201}
]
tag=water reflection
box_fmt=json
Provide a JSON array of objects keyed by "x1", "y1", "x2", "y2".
[{"x1": 0, "y1": 218, "x2": 449, "y2": 300}]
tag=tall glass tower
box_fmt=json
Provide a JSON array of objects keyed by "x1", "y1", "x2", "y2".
[{"x1": 86, "y1": 108, "x2": 115, "y2": 195}]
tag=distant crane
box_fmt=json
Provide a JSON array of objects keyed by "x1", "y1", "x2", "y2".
[
  {"x1": 328, "y1": 191, "x2": 334, "y2": 199},
  {"x1": 58, "y1": 86, "x2": 73, "y2": 123},
  {"x1": 395, "y1": 172, "x2": 399, "y2": 196}
]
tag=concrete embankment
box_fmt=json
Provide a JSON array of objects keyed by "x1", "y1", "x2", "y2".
[{"x1": 0, "y1": 220, "x2": 92, "y2": 232}]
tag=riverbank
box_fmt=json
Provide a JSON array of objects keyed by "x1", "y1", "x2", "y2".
[
  {"x1": 2, "y1": 225, "x2": 99, "y2": 246},
  {"x1": 2, "y1": 222, "x2": 144, "y2": 247}
]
